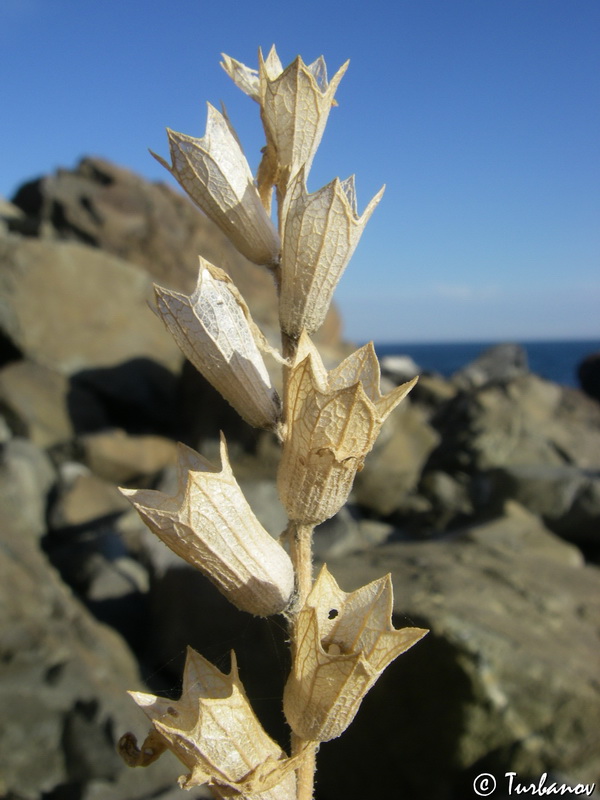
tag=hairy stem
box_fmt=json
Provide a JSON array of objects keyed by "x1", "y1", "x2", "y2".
[
  {"x1": 278, "y1": 162, "x2": 315, "y2": 800},
  {"x1": 292, "y1": 734, "x2": 317, "y2": 800},
  {"x1": 287, "y1": 520, "x2": 316, "y2": 799},
  {"x1": 288, "y1": 521, "x2": 314, "y2": 610}
]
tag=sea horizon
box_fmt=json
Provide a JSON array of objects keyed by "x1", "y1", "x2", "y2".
[{"x1": 372, "y1": 337, "x2": 600, "y2": 389}]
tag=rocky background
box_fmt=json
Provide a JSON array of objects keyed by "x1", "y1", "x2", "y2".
[{"x1": 1, "y1": 158, "x2": 599, "y2": 800}]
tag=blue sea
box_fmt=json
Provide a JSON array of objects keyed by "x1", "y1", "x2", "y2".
[{"x1": 374, "y1": 339, "x2": 600, "y2": 388}]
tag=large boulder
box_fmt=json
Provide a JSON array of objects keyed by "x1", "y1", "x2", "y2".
[
  {"x1": 319, "y1": 502, "x2": 600, "y2": 799},
  {"x1": 578, "y1": 351, "x2": 600, "y2": 403},
  {"x1": 426, "y1": 375, "x2": 600, "y2": 541},
  {"x1": 353, "y1": 400, "x2": 440, "y2": 516},
  {"x1": 431, "y1": 374, "x2": 600, "y2": 474},
  {"x1": 0, "y1": 235, "x2": 183, "y2": 374},
  {"x1": 5, "y1": 155, "x2": 600, "y2": 800},
  {"x1": 452, "y1": 342, "x2": 529, "y2": 389},
  {"x1": 0, "y1": 359, "x2": 74, "y2": 447},
  {"x1": 0, "y1": 438, "x2": 202, "y2": 800},
  {"x1": 0, "y1": 436, "x2": 56, "y2": 541},
  {"x1": 80, "y1": 428, "x2": 178, "y2": 485},
  {"x1": 10, "y1": 156, "x2": 341, "y2": 347},
  {"x1": 486, "y1": 464, "x2": 600, "y2": 550}
]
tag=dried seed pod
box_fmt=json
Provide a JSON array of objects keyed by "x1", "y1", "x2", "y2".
[
  {"x1": 122, "y1": 647, "x2": 297, "y2": 798},
  {"x1": 278, "y1": 333, "x2": 417, "y2": 525},
  {"x1": 222, "y1": 46, "x2": 348, "y2": 182},
  {"x1": 259, "y1": 50, "x2": 348, "y2": 181},
  {"x1": 280, "y1": 167, "x2": 384, "y2": 337},
  {"x1": 121, "y1": 436, "x2": 294, "y2": 617},
  {"x1": 284, "y1": 566, "x2": 427, "y2": 742},
  {"x1": 152, "y1": 103, "x2": 280, "y2": 267},
  {"x1": 154, "y1": 258, "x2": 280, "y2": 430}
]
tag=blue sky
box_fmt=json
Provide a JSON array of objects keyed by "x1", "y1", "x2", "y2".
[{"x1": 2, "y1": 0, "x2": 599, "y2": 343}]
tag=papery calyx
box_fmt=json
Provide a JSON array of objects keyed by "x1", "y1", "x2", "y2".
[
  {"x1": 120, "y1": 647, "x2": 297, "y2": 799},
  {"x1": 283, "y1": 566, "x2": 427, "y2": 742},
  {"x1": 222, "y1": 46, "x2": 348, "y2": 184},
  {"x1": 121, "y1": 435, "x2": 294, "y2": 617},
  {"x1": 277, "y1": 333, "x2": 417, "y2": 525},
  {"x1": 154, "y1": 258, "x2": 280, "y2": 430},
  {"x1": 280, "y1": 167, "x2": 385, "y2": 337},
  {"x1": 220, "y1": 46, "x2": 283, "y2": 102},
  {"x1": 152, "y1": 103, "x2": 280, "y2": 267}
]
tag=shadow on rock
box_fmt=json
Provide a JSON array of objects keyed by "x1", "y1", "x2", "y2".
[{"x1": 67, "y1": 358, "x2": 179, "y2": 437}]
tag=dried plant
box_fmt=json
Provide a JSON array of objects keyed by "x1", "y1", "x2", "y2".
[{"x1": 118, "y1": 46, "x2": 427, "y2": 800}]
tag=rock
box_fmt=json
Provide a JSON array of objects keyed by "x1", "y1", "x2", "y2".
[
  {"x1": 313, "y1": 506, "x2": 393, "y2": 560},
  {"x1": 452, "y1": 342, "x2": 529, "y2": 389},
  {"x1": 0, "y1": 195, "x2": 25, "y2": 222},
  {"x1": 69, "y1": 358, "x2": 180, "y2": 437},
  {"x1": 410, "y1": 371, "x2": 458, "y2": 416},
  {"x1": 145, "y1": 562, "x2": 291, "y2": 750},
  {"x1": 237, "y1": 478, "x2": 288, "y2": 538},
  {"x1": 417, "y1": 468, "x2": 473, "y2": 532},
  {"x1": 11, "y1": 156, "x2": 341, "y2": 349},
  {"x1": 549, "y1": 385, "x2": 600, "y2": 469},
  {"x1": 486, "y1": 464, "x2": 600, "y2": 549},
  {"x1": 228, "y1": 480, "x2": 394, "y2": 560},
  {"x1": 431, "y1": 374, "x2": 600, "y2": 476},
  {"x1": 353, "y1": 401, "x2": 440, "y2": 516},
  {"x1": 0, "y1": 413, "x2": 11, "y2": 443},
  {"x1": 0, "y1": 195, "x2": 25, "y2": 236},
  {"x1": 116, "y1": 508, "x2": 182, "y2": 581},
  {"x1": 0, "y1": 438, "x2": 186, "y2": 800},
  {"x1": 0, "y1": 358, "x2": 176, "y2": 448},
  {"x1": 380, "y1": 354, "x2": 421, "y2": 383},
  {"x1": 320, "y1": 502, "x2": 599, "y2": 799},
  {"x1": 80, "y1": 428, "x2": 178, "y2": 484},
  {"x1": 46, "y1": 517, "x2": 151, "y2": 647},
  {"x1": 175, "y1": 359, "x2": 267, "y2": 456},
  {"x1": 578, "y1": 351, "x2": 600, "y2": 402},
  {"x1": 85, "y1": 554, "x2": 149, "y2": 602},
  {"x1": 357, "y1": 517, "x2": 397, "y2": 548},
  {"x1": 49, "y1": 464, "x2": 132, "y2": 529},
  {"x1": 0, "y1": 359, "x2": 74, "y2": 447},
  {"x1": 5, "y1": 155, "x2": 600, "y2": 799},
  {"x1": 83, "y1": 780, "x2": 212, "y2": 800},
  {"x1": 427, "y1": 375, "x2": 600, "y2": 543},
  {"x1": 0, "y1": 437, "x2": 56, "y2": 541},
  {"x1": 0, "y1": 234, "x2": 183, "y2": 374},
  {"x1": 47, "y1": 484, "x2": 151, "y2": 644},
  {"x1": 462, "y1": 500, "x2": 585, "y2": 566},
  {"x1": 45, "y1": 461, "x2": 153, "y2": 643}
]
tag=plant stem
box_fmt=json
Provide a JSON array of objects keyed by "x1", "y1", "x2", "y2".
[
  {"x1": 288, "y1": 521, "x2": 314, "y2": 608},
  {"x1": 287, "y1": 521, "x2": 316, "y2": 799},
  {"x1": 279, "y1": 180, "x2": 315, "y2": 800},
  {"x1": 292, "y1": 734, "x2": 317, "y2": 800}
]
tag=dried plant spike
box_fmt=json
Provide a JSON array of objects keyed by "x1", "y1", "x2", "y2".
[
  {"x1": 114, "y1": 45, "x2": 432, "y2": 800},
  {"x1": 151, "y1": 103, "x2": 280, "y2": 267},
  {"x1": 121, "y1": 436, "x2": 294, "y2": 617},
  {"x1": 154, "y1": 259, "x2": 280, "y2": 430},
  {"x1": 127, "y1": 648, "x2": 297, "y2": 798},
  {"x1": 280, "y1": 168, "x2": 385, "y2": 337},
  {"x1": 278, "y1": 332, "x2": 418, "y2": 524},
  {"x1": 284, "y1": 566, "x2": 428, "y2": 742}
]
